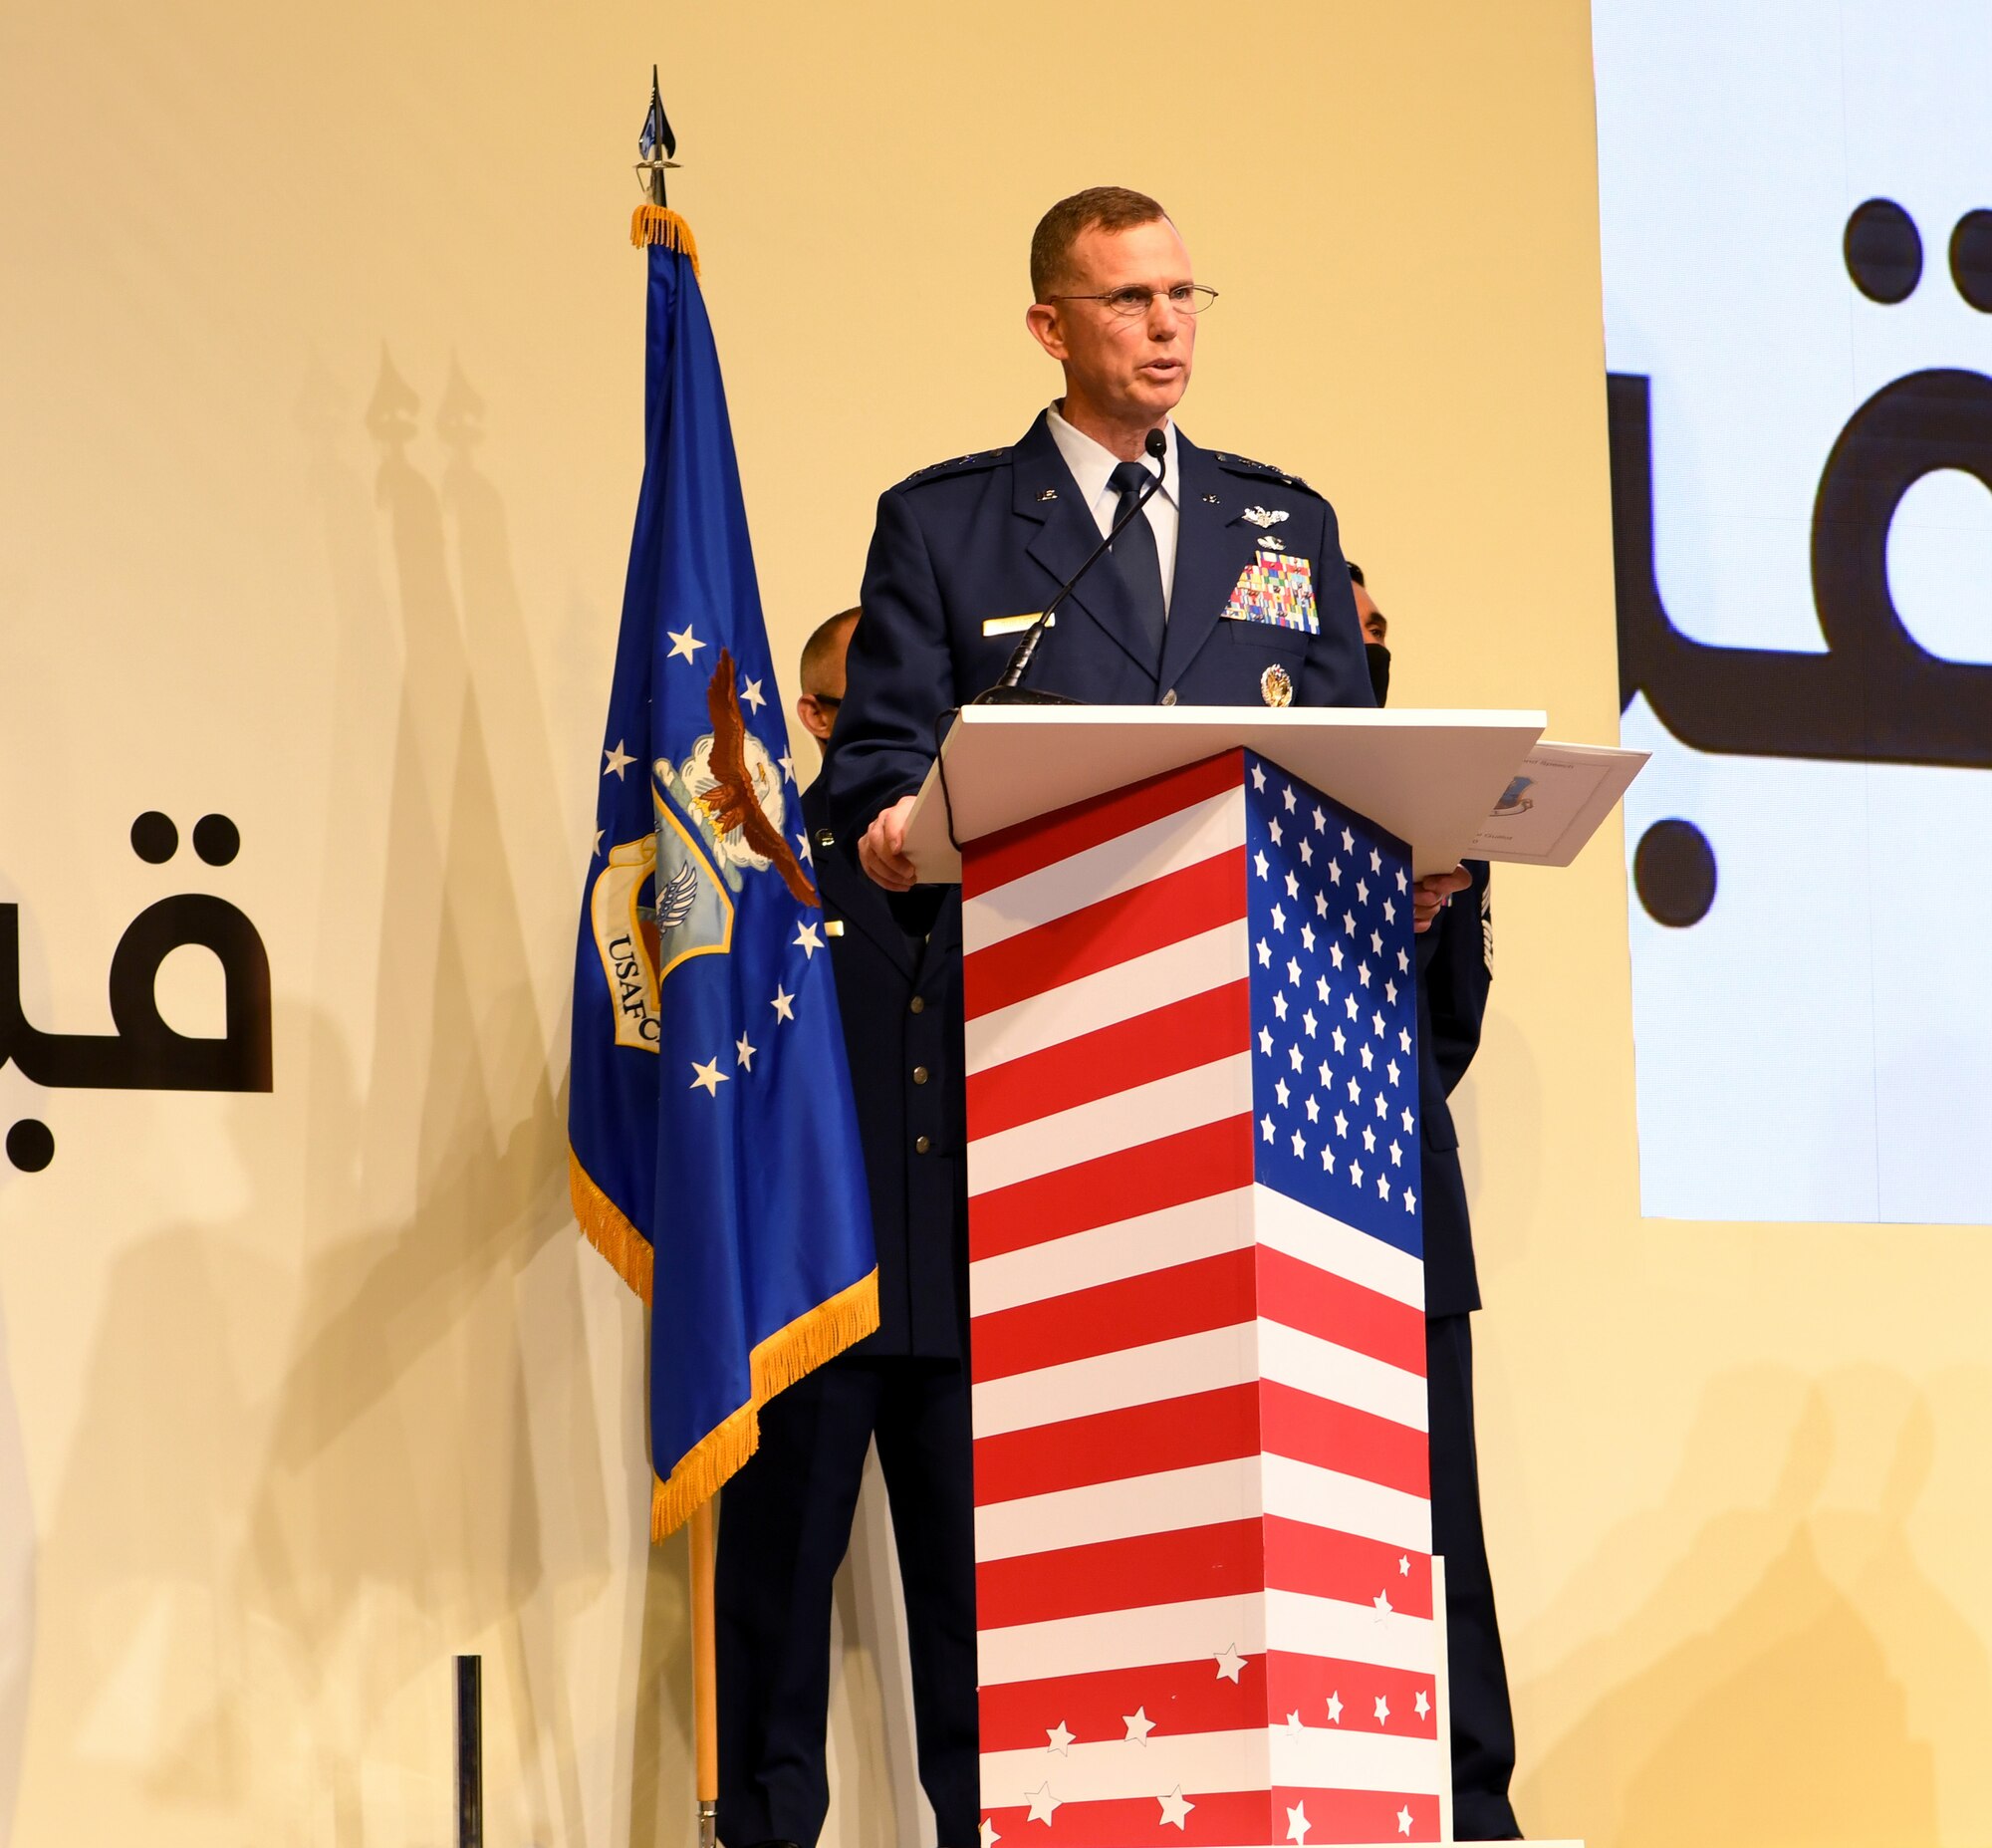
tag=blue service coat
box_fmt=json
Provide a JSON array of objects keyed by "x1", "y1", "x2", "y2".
[
  {"x1": 803, "y1": 777, "x2": 968, "y2": 1358},
  {"x1": 827, "y1": 409, "x2": 1374, "y2": 832}
]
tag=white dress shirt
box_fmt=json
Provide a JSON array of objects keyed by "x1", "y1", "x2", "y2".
[{"x1": 1045, "y1": 401, "x2": 1181, "y2": 615}]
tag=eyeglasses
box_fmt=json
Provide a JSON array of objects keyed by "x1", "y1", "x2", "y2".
[
  {"x1": 1045, "y1": 283, "x2": 1220, "y2": 318},
  {"x1": 806, "y1": 693, "x2": 842, "y2": 712}
]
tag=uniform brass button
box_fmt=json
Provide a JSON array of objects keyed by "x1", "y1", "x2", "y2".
[
  {"x1": 909, "y1": 995, "x2": 926, "y2": 1014},
  {"x1": 914, "y1": 1135, "x2": 931, "y2": 1154},
  {"x1": 1161, "y1": 688, "x2": 1178, "y2": 706},
  {"x1": 912, "y1": 1065, "x2": 929, "y2": 1085}
]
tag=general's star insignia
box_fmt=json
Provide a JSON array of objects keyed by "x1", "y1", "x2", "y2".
[{"x1": 1037, "y1": 486, "x2": 1059, "y2": 501}]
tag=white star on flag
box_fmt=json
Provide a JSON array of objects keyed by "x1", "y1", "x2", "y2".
[
  {"x1": 771, "y1": 985, "x2": 795, "y2": 1022},
  {"x1": 1251, "y1": 764, "x2": 1267, "y2": 792},
  {"x1": 1415, "y1": 1690, "x2": 1431, "y2": 1718},
  {"x1": 740, "y1": 675, "x2": 766, "y2": 711},
  {"x1": 1373, "y1": 1589, "x2": 1392, "y2": 1616},
  {"x1": 1283, "y1": 784, "x2": 1297, "y2": 811},
  {"x1": 1271, "y1": 903, "x2": 1287, "y2": 933},
  {"x1": 1284, "y1": 868, "x2": 1300, "y2": 900},
  {"x1": 689, "y1": 1057, "x2": 727, "y2": 1097},
  {"x1": 980, "y1": 1820, "x2": 1000, "y2": 1848},
  {"x1": 1303, "y1": 1008, "x2": 1318, "y2": 1038},
  {"x1": 1275, "y1": 1079, "x2": 1291, "y2": 1107},
  {"x1": 1261, "y1": 1115, "x2": 1277, "y2": 1144},
  {"x1": 666, "y1": 623, "x2": 705, "y2": 662},
  {"x1": 1273, "y1": 992, "x2": 1289, "y2": 1022},
  {"x1": 1312, "y1": 804, "x2": 1326, "y2": 831},
  {"x1": 1257, "y1": 937, "x2": 1273, "y2": 968},
  {"x1": 1375, "y1": 1695, "x2": 1391, "y2": 1724},
  {"x1": 1286, "y1": 1801, "x2": 1311, "y2": 1844},
  {"x1": 1259, "y1": 1025, "x2": 1275, "y2": 1055},
  {"x1": 1397, "y1": 1805, "x2": 1414, "y2": 1836},
  {"x1": 1396, "y1": 867, "x2": 1408, "y2": 892},
  {"x1": 1269, "y1": 817, "x2": 1284, "y2": 846},
  {"x1": 1399, "y1": 1555, "x2": 1411, "y2": 1575},
  {"x1": 1122, "y1": 1707, "x2": 1155, "y2": 1743},
  {"x1": 1356, "y1": 878, "x2": 1370, "y2": 905},
  {"x1": 1370, "y1": 846, "x2": 1382, "y2": 873},
  {"x1": 603, "y1": 740, "x2": 634, "y2": 779},
  {"x1": 1306, "y1": 1094, "x2": 1320, "y2": 1123},
  {"x1": 1326, "y1": 1691, "x2": 1344, "y2": 1723},
  {"x1": 1254, "y1": 849, "x2": 1270, "y2": 879},
  {"x1": 1329, "y1": 859, "x2": 1343, "y2": 886},
  {"x1": 735, "y1": 1033, "x2": 756, "y2": 1071},
  {"x1": 1285, "y1": 1709, "x2": 1305, "y2": 1737},
  {"x1": 794, "y1": 921, "x2": 824, "y2": 958},
  {"x1": 592, "y1": 828, "x2": 604, "y2": 856},
  {"x1": 1406, "y1": 1187, "x2": 1418, "y2": 1212},
  {"x1": 1046, "y1": 1721, "x2": 1074, "y2": 1755},
  {"x1": 1214, "y1": 1643, "x2": 1246, "y2": 1683},
  {"x1": 779, "y1": 751, "x2": 798, "y2": 786},
  {"x1": 1330, "y1": 941, "x2": 1345, "y2": 969},
  {"x1": 1299, "y1": 837, "x2": 1313, "y2": 865},
  {"x1": 1291, "y1": 1129, "x2": 1307, "y2": 1158},
  {"x1": 1342, "y1": 826, "x2": 1355, "y2": 851},
  {"x1": 1301, "y1": 922, "x2": 1316, "y2": 951},
  {"x1": 1158, "y1": 1786, "x2": 1195, "y2": 1830},
  {"x1": 1025, "y1": 1782, "x2": 1060, "y2": 1825},
  {"x1": 1286, "y1": 956, "x2": 1303, "y2": 986}
]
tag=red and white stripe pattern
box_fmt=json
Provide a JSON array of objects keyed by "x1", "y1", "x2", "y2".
[{"x1": 962, "y1": 749, "x2": 1439, "y2": 1848}]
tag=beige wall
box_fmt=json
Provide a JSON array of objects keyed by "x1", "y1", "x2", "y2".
[{"x1": 1, "y1": 3, "x2": 1985, "y2": 1844}]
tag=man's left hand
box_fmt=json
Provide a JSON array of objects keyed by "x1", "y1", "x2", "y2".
[{"x1": 1413, "y1": 865, "x2": 1471, "y2": 933}]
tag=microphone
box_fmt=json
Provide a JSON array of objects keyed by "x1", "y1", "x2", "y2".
[{"x1": 976, "y1": 427, "x2": 1168, "y2": 704}]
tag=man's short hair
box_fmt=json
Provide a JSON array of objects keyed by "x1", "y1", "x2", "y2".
[
  {"x1": 1348, "y1": 561, "x2": 1366, "y2": 587},
  {"x1": 1030, "y1": 187, "x2": 1169, "y2": 300},
  {"x1": 800, "y1": 607, "x2": 860, "y2": 695}
]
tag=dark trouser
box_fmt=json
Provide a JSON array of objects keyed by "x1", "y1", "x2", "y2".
[
  {"x1": 715, "y1": 1355, "x2": 978, "y2": 1848},
  {"x1": 1427, "y1": 1312, "x2": 1521, "y2": 1839}
]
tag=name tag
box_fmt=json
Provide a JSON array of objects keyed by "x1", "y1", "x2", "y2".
[
  {"x1": 825, "y1": 920, "x2": 846, "y2": 937},
  {"x1": 981, "y1": 612, "x2": 1051, "y2": 638}
]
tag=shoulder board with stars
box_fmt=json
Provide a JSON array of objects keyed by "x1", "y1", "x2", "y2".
[
  {"x1": 892, "y1": 446, "x2": 1012, "y2": 490},
  {"x1": 1210, "y1": 451, "x2": 1322, "y2": 498}
]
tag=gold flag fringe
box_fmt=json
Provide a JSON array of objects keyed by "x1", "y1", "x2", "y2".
[
  {"x1": 570, "y1": 1149, "x2": 655, "y2": 1305},
  {"x1": 650, "y1": 1267, "x2": 879, "y2": 1539},
  {"x1": 630, "y1": 204, "x2": 701, "y2": 275}
]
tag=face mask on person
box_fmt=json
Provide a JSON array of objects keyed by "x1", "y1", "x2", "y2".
[{"x1": 1366, "y1": 641, "x2": 1392, "y2": 707}]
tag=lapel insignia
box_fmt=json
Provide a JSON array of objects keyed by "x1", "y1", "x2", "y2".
[
  {"x1": 1260, "y1": 663, "x2": 1294, "y2": 707},
  {"x1": 1257, "y1": 534, "x2": 1287, "y2": 551},
  {"x1": 1037, "y1": 486, "x2": 1059, "y2": 501},
  {"x1": 1242, "y1": 506, "x2": 1289, "y2": 529},
  {"x1": 1202, "y1": 493, "x2": 1220, "y2": 504}
]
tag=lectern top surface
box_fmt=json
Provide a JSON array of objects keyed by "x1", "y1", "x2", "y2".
[{"x1": 903, "y1": 704, "x2": 1548, "y2": 883}]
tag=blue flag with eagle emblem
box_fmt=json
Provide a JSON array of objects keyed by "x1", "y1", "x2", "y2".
[{"x1": 569, "y1": 204, "x2": 876, "y2": 1539}]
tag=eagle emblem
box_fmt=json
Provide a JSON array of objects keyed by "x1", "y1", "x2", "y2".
[{"x1": 679, "y1": 649, "x2": 820, "y2": 908}]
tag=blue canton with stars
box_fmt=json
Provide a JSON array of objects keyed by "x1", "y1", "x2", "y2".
[{"x1": 1242, "y1": 750, "x2": 1421, "y2": 1257}]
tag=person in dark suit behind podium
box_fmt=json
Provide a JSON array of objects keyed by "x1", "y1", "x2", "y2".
[
  {"x1": 1356, "y1": 557, "x2": 1518, "y2": 1838},
  {"x1": 713, "y1": 610, "x2": 978, "y2": 1848}
]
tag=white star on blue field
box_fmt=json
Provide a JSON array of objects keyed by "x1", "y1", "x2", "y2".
[{"x1": 1242, "y1": 751, "x2": 1422, "y2": 1256}]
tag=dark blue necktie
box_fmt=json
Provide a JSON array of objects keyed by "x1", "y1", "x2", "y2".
[{"x1": 1108, "y1": 458, "x2": 1167, "y2": 666}]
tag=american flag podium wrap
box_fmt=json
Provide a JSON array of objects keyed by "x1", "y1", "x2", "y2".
[{"x1": 961, "y1": 744, "x2": 1442, "y2": 1848}]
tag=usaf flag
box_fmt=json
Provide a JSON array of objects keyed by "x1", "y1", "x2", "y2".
[{"x1": 569, "y1": 206, "x2": 876, "y2": 1538}]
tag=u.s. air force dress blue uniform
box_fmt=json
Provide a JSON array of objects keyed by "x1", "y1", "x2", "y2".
[
  {"x1": 822, "y1": 405, "x2": 1512, "y2": 1833},
  {"x1": 713, "y1": 770, "x2": 979, "y2": 1848},
  {"x1": 827, "y1": 407, "x2": 1375, "y2": 828}
]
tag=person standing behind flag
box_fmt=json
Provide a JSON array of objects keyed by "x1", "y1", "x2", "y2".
[{"x1": 714, "y1": 610, "x2": 979, "y2": 1848}]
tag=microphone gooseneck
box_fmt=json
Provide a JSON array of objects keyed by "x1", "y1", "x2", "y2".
[{"x1": 976, "y1": 427, "x2": 1168, "y2": 705}]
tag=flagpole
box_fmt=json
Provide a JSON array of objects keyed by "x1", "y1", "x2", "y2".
[{"x1": 690, "y1": 1500, "x2": 719, "y2": 1848}]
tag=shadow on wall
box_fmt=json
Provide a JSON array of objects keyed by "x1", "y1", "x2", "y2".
[
  {"x1": 1515, "y1": 1364, "x2": 1992, "y2": 1848},
  {"x1": 22, "y1": 350, "x2": 659, "y2": 1845}
]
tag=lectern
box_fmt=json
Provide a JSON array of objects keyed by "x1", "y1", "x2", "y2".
[{"x1": 902, "y1": 707, "x2": 1549, "y2": 1848}]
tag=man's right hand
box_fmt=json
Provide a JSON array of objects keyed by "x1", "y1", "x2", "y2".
[{"x1": 859, "y1": 795, "x2": 920, "y2": 892}]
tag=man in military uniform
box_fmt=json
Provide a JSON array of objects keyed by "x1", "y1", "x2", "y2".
[
  {"x1": 829, "y1": 185, "x2": 1401, "y2": 870},
  {"x1": 713, "y1": 610, "x2": 977, "y2": 1848}
]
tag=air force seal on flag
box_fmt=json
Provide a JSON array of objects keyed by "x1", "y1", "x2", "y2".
[
  {"x1": 588, "y1": 650, "x2": 812, "y2": 1054},
  {"x1": 1222, "y1": 549, "x2": 1319, "y2": 633}
]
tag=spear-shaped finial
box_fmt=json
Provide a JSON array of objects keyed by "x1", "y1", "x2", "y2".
[
  {"x1": 630, "y1": 65, "x2": 697, "y2": 269},
  {"x1": 635, "y1": 65, "x2": 679, "y2": 208}
]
